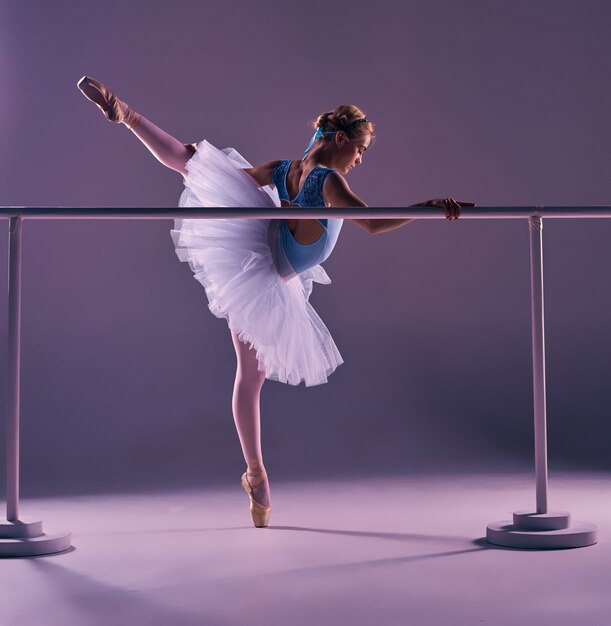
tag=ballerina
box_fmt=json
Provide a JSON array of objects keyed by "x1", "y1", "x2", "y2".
[{"x1": 77, "y1": 76, "x2": 474, "y2": 528}]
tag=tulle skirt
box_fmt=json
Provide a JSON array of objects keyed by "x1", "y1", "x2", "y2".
[{"x1": 169, "y1": 139, "x2": 343, "y2": 387}]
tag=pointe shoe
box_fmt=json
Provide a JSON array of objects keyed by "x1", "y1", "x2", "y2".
[
  {"x1": 77, "y1": 75, "x2": 141, "y2": 129},
  {"x1": 241, "y1": 471, "x2": 272, "y2": 528}
]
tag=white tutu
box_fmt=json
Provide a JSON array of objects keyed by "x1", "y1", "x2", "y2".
[{"x1": 170, "y1": 139, "x2": 344, "y2": 387}]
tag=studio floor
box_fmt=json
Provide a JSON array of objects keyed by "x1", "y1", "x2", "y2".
[{"x1": 1, "y1": 472, "x2": 610, "y2": 626}]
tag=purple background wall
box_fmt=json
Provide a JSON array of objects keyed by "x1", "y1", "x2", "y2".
[{"x1": 1, "y1": 0, "x2": 610, "y2": 496}]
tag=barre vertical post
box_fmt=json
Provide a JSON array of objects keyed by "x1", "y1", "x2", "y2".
[
  {"x1": 1, "y1": 216, "x2": 71, "y2": 555},
  {"x1": 529, "y1": 215, "x2": 548, "y2": 514},
  {"x1": 486, "y1": 215, "x2": 596, "y2": 547},
  {"x1": 7, "y1": 216, "x2": 22, "y2": 521}
]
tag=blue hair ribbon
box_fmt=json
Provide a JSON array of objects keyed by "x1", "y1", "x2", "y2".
[{"x1": 302, "y1": 128, "x2": 339, "y2": 159}]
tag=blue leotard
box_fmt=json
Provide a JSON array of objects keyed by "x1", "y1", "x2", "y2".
[{"x1": 267, "y1": 160, "x2": 344, "y2": 278}]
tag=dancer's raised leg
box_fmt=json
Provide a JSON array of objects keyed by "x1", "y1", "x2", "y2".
[
  {"x1": 230, "y1": 330, "x2": 271, "y2": 510},
  {"x1": 77, "y1": 75, "x2": 194, "y2": 176},
  {"x1": 129, "y1": 116, "x2": 195, "y2": 177}
]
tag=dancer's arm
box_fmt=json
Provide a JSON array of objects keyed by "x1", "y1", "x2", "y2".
[
  {"x1": 323, "y1": 172, "x2": 409, "y2": 235},
  {"x1": 324, "y1": 173, "x2": 471, "y2": 234}
]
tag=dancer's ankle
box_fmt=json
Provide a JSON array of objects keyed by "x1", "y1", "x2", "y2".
[
  {"x1": 120, "y1": 102, "x2": 141, "y2": 129},
  {"x1": 245, "y1": 462, "x2": 271, "y2": 507},
  {"x1": 246, "y1": 459, "x2": 266, "y2": 475}
]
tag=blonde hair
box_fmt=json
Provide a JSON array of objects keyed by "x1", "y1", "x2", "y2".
[{"x1": 312, "y1": 105, "x2": 376, "y2": 144}]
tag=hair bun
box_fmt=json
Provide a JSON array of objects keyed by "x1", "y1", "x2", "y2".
[{"x1": 318, "y1": 113, "x2": 330, "y2": 128}]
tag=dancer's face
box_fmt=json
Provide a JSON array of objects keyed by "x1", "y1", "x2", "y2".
[{"x1": 335, "y1": 131, "x2": 371, "y2": 175}]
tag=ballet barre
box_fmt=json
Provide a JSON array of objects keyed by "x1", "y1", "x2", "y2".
[{"x1": 1, "y1": 205, "x2": 610, "y2": 556}]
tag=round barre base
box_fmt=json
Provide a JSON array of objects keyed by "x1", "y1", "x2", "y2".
[
  {"x1": 486, "y1": 519, "x2": 597, "y2": 549},
  {"x1": 0, "y1": 518, "x2": 71, "y2": 557},
  {"x1": 513, "y1": 509, "x2": 571, "y2": 531},
  {"x1": 0, "y1": 517, "x2": 44, "y2": 538}
]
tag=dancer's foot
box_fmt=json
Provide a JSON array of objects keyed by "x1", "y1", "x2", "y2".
[
  {"x1": 246, "y1": 465, "x2": 271, "y2": 508},
  {"x1": 241, "y1": 464, "x2": 272, "y2": 527},
  {"x1": 77, "y1": 76, "x2": 141, "y2": 129}
]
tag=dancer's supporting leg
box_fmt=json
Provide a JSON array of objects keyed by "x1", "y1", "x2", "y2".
[{"x1": 230, "y1": 330, "x2": 271, "y2": 508}]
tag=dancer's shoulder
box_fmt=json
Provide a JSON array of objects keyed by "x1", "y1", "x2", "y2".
[
  {"x1": 321, "y1": 171, "x2": 370, "y2": 235},
  {"x1": 244, "y1": 159, "x2": 284, "y2": 186},
  {"x1": 323, "y1": 171, "x2": 367, "y2": 207}
]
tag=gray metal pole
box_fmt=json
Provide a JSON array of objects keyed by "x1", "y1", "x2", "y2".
[
  {"x1": 6, "y1": 216, "x2": 22, "y2": 521},
  {"x1": 1, "y1": 216, "x2": 72, "y2": 555},
  {"x1": 528, "y1": 216, "x2": 548, "y2": 514},
  {"x1": 1, "y1": 206, "x2": 611, "y2": 220}
]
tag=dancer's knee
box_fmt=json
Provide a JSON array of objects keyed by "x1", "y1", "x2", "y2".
[{"x1": 235, "y1": 366, "x2": 266, "y2": 391}]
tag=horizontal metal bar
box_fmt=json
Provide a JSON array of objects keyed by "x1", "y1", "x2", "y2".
[{"x1": 1, "y1": 206, "x2": 611, "y2": 220}]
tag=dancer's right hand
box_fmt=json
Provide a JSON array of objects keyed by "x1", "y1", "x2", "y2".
[{"x1": 416, "y1": 198, "x2": 476, "y2": 220}]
